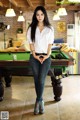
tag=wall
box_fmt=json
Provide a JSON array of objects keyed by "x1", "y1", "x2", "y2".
[{"x1": 0, "y1": 16, "x2": 22, "y2": 38}]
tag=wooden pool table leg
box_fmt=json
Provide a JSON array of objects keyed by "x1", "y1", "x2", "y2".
[
  {"x1": 0, "y1": 77, "x2": 4, "y2": 101},
  {"x1": 51, "y1": 76, "x2": 62, "y2": 101},
  {"x1": 4, "y1": 75, "x2": 12, "y2": 87},
  {"x1": 48, "y1": 68, "x2": 62, "y2": 101}
]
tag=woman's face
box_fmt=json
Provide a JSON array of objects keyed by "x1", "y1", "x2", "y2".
[{"x1": 36, "y1": 10, "x2": 44, "y2": 23}]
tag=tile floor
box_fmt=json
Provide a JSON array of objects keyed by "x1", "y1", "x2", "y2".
[{"x1": 0, "y1": 75, "x2": 80, "y2": 120}]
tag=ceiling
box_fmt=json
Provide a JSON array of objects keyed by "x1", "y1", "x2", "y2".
[{"x1": 0, "y1": 0, "x2": 80, "y2": 15}]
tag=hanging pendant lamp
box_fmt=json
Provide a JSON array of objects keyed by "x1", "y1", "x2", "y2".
[{"x1": 17, "y1": 11, "x2": 25, "y2": 22}]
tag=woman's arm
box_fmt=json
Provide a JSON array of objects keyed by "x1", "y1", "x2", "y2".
[
  {"x1": 42, "y1": 44, "x2": 52, "y2": 63},
  {"x1": 29, "y1": 44, "x2": 36, "y2": 57}
]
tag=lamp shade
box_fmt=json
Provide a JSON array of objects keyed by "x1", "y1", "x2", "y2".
[
  {"x1": 57, "y1": 8, "x2": 67, "y2": 16},
  {"x1": 5, "y1": 8, "x2": 16, "y2": 17},
  {"x1": 53, "y1": 14, "x2": 60, "y2": 20},
  {"x1": 17, "y1": 15, "x2": 25, "y2": 22},
  {"x1": 68, "y1": 0, "x2": 80, "y2": 2}
]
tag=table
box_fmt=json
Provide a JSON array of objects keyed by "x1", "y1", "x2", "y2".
[{"x1": 0, "y1": 50, "x2": 74, "y2": 102}]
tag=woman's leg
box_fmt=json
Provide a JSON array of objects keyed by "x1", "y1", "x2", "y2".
[
  {"x1": 30, "y1": 54, "x2": 41, "y2": 114},
  {"x1": 37, "y1": 57, "x2": 51, "y2": 114},
  {"x1": 30, "y1": 55, "x2": 51, "y2": 101},
  {"x1": 30, "y1": 54, "x2": 40, "y2": 98},
  {"x1": 30, "y1": 55, "x2": 51, "y2": 114},
  {"x1": 37, "y1": 57, "x2": 51, "y2": 101}
]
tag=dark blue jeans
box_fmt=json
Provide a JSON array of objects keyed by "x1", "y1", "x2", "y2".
[{"x1": 30, "y1": 54, "x2": 51, "y2": 102}]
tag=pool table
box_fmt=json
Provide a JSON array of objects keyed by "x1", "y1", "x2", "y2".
[{"x1": 0, "y1": 50, "x2": 74, "y2": 102}]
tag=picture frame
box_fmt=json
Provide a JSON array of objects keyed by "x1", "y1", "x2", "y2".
[{"x1": 57, "y1": 21, "x2": 66, "y2": 32}]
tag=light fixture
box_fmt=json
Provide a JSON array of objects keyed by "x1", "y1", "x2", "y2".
[
  {"x1": 68, "y1": 0, "x2": 80, "y2": 2},
  {"x1": 17, "y1": 11, "x2": 25, "y2": 22},
  {"x1": 5, "y1": 8, "x2": 16, "y2": 17},
  {"x1": 6, "y1": 25, "x2": 10, "y2": 30},
  {"x1": 57, "y1": 7, "x2": 67, "y2": 16},
  {"x1": 5, "y1": 0, "x2": 16, "y2": 17},
  {"x1": 53, "y1": 13, "x2": 60, "y2": 20}
]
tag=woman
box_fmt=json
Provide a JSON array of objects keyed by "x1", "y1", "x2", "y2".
[{"x1": 27, "y1": 6, "x2": 54, "y2": 115}]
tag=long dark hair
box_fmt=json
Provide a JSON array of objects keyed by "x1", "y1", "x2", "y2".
[{"x1": 29, "y1": 6, "x2": 51, "y2": 42}]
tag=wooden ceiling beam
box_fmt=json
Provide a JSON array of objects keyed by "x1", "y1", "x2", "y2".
[
  {"x1": 26, "y1": 0, "x2": 33, "y2": 8},
  {"x1": 0, "y1": 2, "x2": 3, "y2": 7},
  {"x1": 66, "y1": 5, "x2": 80, "y2": 11},
  {"x1": 9, "y1": 0, "x2": 20, "y2": 7},
  {"x1": 0, "y1": 0, "x2": 9, "y2": 7},
  {"x1": 10, "y1": 0, "x2": 17, "y2": 5},
  {"x1": 7, "y1": 0, "x2": 28, "y2": 13},
  {"x1": 44, "y1": 0, "x2": 48, "y2": 6},
  {"x1": 0, "y1": 0, "x2": 80, "y2": 15}
]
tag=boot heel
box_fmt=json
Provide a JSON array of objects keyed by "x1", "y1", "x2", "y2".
[
  {"x1": 34, "y1": 101, "x2": 39, "y2": 115},
  {"x1": 39, "y1": 101, "x2": 44, "y2": 114}
]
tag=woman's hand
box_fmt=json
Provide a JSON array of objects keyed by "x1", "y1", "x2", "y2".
[
  {"x1": 33, "y1": 54, "x2": 50, "y2": 64},
  {"x1": 33, "y1": 54, "x2": 43, "y2": 63},
  {"x1": 39, "y1": 55, "x2": 49, "y2": 64},
  {"x1": 42, "y1": 55, "x2": 49, "y2": 63}
]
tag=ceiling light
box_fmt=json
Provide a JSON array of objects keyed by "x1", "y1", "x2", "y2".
[
  {"x1": 5, "y1": 0, "x2": 16, "y2": 17},
  {"x1": 68, "y1": 0, "x2": 80, "y2": 2},
  {"x1": 5, "y1": 8, "x2": 16, "y2": 17},
  {"x1": 6, "y1": 25, "x2": 10, "y2": 30},
  {"x1": 53, "y1": 13, "x2": 60, "y2": 21},
  {"x1": 17, "y1": 11, "x2": 25, "y2": 22},
  {"x1": 17, "y1": 15, "x2": 25, "y2": 22},
  {"x1": 57, "y1": 7, "x2": 67, "y2": 16}
]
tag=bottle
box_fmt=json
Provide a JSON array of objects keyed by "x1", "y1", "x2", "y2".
[{"x1": 13, "y1": 54, "x2": 17, "y2": 60}]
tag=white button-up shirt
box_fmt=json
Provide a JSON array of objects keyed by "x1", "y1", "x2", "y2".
[{"x1": 27, "y1": 26, "x2": 54, "y2": 53}]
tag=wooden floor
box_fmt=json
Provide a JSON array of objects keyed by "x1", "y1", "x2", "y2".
[{"x1": 0, "y1": 75, "x2": 80, "y2": 120}]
